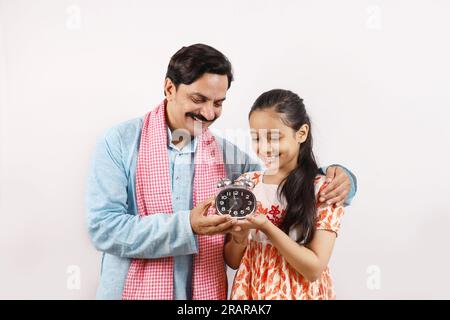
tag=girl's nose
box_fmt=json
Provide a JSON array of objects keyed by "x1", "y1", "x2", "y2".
[{"x1": 258, "y1": 139, "x2": 274, "y2": 155}]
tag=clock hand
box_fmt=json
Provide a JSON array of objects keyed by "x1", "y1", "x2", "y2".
[{"x1": 228, "y1": 199, "x2": 237, "y2": 214}]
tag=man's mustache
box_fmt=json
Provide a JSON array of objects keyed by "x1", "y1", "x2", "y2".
[{"x1": 186, "y1": 112, "x2": 217, "y2": 123}]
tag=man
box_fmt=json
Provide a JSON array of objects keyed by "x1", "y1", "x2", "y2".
[{"x1": 86, "y1": 44, "x2": 357, "y2": 300}]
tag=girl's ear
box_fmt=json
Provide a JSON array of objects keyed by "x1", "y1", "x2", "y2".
[
  {"x1": 164, "y1": 78, "x2": 176, "y2": 101},
  {"x1": 296, "y1": 124, "x2": 309, "y2": 144}
]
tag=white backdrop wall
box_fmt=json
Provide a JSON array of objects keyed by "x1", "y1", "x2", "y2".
[{"x1": 1, "y1": 0, "x2": 449, "y2": 299}]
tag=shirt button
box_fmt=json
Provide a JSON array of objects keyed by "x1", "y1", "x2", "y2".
[
  {"x1": 176, "y1": 176, "x2": 180, "y2": 180},
  {"x1": 176, "y1": 197, "x2": 180, "y2": 200}
]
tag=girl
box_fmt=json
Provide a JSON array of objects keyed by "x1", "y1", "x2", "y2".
[{"x1": 225, "y1": 89, "x2": 345, "y2": 300}]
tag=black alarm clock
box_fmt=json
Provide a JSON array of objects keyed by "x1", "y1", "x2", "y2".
[{"x1": 215, "y1": 177, "x2": 257, "y2": 219}]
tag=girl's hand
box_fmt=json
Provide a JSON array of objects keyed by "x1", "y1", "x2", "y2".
[
  {"x1": 246, "y1": 213, "x2": 271, "y2": 232},
  {"x1": 228, "y1": 222, "x2": 250, "y2": 246},
  {"x1": 233, "y1": 201, "x2": 272, "y2": 233}
]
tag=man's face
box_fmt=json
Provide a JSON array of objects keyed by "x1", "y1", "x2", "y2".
[{"x1": 165, "y1": 73, "x2": 228, "y2": 137}]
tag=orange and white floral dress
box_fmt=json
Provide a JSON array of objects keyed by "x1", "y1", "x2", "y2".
[{"x1": 230, "y1": 171, "x2": 345, "y2": 300}]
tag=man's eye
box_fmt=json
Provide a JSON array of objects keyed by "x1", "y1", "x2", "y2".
[
  {"x1": 192, "y1": 98, "x2": 203, "y2": 104},
  {"x1": 214, "y1": 103, "x2": 223, "y2": 108}
]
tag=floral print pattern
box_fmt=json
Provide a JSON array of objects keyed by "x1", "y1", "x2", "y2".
[{"x1": 230, "y1": 172, "x2": 345, "y2": 300}]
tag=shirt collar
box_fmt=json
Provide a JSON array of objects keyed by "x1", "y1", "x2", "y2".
[{"x1": 167, "y1": 126, "x2": 198, "y2": 153}]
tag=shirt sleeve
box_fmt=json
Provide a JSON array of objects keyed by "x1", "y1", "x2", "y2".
[
  {"x1": 315, "y1": 178, "x2": 345, "y2": 236},
  {"x1": 85, "y1": 127, "x2": 198, "y2": 259}
]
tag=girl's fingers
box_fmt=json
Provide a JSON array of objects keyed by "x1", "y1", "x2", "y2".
[{"x1": 236, "y1": 218, "x2": 252, "y2": 225}]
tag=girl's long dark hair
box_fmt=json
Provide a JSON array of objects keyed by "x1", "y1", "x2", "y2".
[{"x1": 250, "y1": 89, "x2": 319, "y2": 244}]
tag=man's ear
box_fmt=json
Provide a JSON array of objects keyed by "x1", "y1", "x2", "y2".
[
  {"x1": 164, "y1": 78, "x2": 176, "y2": 100},
  {"x1": 296, "y1": 124, "x2": 309, "y2": 144}
]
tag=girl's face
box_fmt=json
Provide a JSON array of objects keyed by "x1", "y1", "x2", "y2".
[{"x1": 249, "y1": 108, "x2": 309, "y2": 175}]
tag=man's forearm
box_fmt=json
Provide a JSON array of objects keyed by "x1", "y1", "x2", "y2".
[{"x1": 87, "y1": 209, "x2": 198, "y2": 259}]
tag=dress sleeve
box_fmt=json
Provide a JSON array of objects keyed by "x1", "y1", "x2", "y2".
[{"x1": 314, "y1": 176, "x2": 345, "y2": 236}]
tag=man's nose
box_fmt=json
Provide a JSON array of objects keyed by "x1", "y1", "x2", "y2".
[{"x1": 199, "y1": 103, "x2": 216, "y2": 121}]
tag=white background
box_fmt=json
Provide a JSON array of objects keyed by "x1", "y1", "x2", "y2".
[{"x1": 1, "y1": 0, "x2": 449, "y2": 299}]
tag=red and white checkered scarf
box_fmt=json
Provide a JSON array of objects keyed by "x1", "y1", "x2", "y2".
[{"x1": 122, "y1": 100, "x2": 227, "y2": 300}]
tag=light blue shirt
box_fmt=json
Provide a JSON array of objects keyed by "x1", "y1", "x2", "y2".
[
  {"x1": 166, "y1": 128, "x2": 197, "y2": 300},
  {"x1": 85, "y1": 116, "x2": 357, "y2": 300}
]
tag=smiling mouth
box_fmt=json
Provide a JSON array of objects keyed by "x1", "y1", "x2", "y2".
[{"x1": 261, "y1": 155, "x2": 280, "y2": 165}]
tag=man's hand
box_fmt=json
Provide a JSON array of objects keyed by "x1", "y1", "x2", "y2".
[
  {"x1": 319, "y1": 166, "x2": 351, "y2": 206},
  {"x1": 190, "y1": 197, "x2": 237, "y2": 235}
]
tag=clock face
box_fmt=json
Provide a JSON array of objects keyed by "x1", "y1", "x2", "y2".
[{"x1": 215, "y1": 187, "x2": 256, "y2": 219}]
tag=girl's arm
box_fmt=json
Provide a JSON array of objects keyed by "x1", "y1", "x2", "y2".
[
  {"x1": 224, "y1": 230, "x2": 249, "y2": 270},
  {"x1": 246, "y1": 214, "x2": 337, "y2": 282}
]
